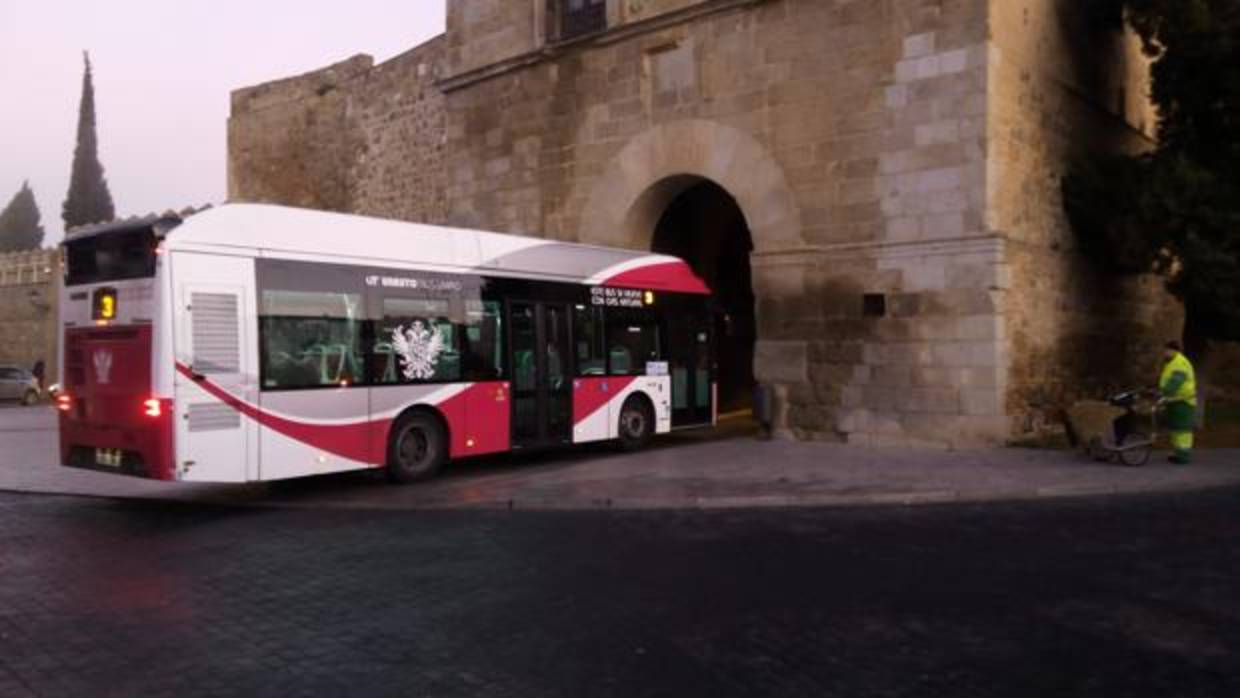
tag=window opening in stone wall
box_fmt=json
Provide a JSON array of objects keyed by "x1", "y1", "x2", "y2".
[
  {"x1": 555, "y1": 0, "x2": 606, "y2": 41},
  {"x1": 863, "y1": 293, "x2": 887, "y2": 318}
]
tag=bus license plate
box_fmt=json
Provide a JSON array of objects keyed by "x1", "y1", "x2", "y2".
[{"x1": 96, "y1": 448, "x2": 123, "y2": 467}]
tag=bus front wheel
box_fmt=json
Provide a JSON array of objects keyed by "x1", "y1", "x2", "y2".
[
  {"x1": 618, "y1": 396, "x2": 653, "y2": 452},
  {"x1": 387, "y1": 412, "x2": 446, "y2": 483}
]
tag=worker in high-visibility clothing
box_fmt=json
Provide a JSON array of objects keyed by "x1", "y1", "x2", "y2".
[{"x1": 1159, "y1": 340, "x2": 1197, "y2": 465}]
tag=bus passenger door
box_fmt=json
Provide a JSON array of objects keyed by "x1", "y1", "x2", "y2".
[
  {"x1": 171, "y1": 253, "x2": 255, "y2": 482},
  {"x1": 667, "y1": 311, "x2": 714, "y2": 427},
  {"x1": 508, "y1": 301, "x2": 573, "y2": 449}
]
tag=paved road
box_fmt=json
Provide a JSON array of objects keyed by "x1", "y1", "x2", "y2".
[
  {"x1": 6, "y1": 405, "x2": 1240, "y2": 511},
  {"x1": 2, "y1": 489, "x2": 1239, "y2": 697}
]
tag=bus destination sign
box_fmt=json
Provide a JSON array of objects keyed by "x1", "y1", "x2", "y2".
[{"x1": 591, "y1": 287, "x2": 652, "y2": 308}]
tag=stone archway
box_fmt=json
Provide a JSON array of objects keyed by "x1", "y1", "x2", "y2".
[
  {"x1": 578, "y1": 119, "x2": 802, "y2": 252},
  {"x1": 650, "y1": 178, "x2": 756, "y2": 411},
  {"x1": 577, "y1": 120, "x2": 801, "y2": 414}
]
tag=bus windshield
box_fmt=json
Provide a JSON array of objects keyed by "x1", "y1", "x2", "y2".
[{"x1": 65, "y1": 228, "x2": 157, "y2": 286}]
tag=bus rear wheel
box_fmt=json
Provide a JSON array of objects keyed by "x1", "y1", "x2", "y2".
[
  {"x1": 387, "y1": 412, "x2": 446, "y2": 483},
  {"x1": 617, "y1": 396, "x2": 653, "y2": 452}
]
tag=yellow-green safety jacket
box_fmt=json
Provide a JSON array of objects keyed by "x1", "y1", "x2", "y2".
[{"x1": 1160, "y1": 351, "x2": 1197, "y2": 406}]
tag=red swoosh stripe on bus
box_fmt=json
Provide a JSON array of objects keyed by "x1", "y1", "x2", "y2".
[
  {"x1": 601, "y1": 262, "x2": 711, "y2": 294},
  {"x1": 177, "y1": 363, "x2": 384, "y2": 463},
  {"x1": 573, "y1": 377, "x2": 637, "y2": 425}
]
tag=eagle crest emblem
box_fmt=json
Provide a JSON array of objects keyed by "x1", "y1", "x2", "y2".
[{"x1": 391, "y1": 321, "x2": 445, "y2": 381}]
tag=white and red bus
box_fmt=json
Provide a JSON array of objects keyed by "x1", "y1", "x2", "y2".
[{"x1": 58, "y1": 204, "x2": 716, "y2": 483}]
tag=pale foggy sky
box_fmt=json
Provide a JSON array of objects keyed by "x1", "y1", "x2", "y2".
[{"x1": 0, "y1": 1, "x2": 446, "y2": 244}]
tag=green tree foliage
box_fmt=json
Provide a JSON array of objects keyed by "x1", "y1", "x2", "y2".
[
  {"x1": 62, "y1": 52, "x2": 115, "y2": 231},
  {"x1": 0, "y1": 181, "x2": 46, "y2": 252},
  {"x1": 1065, "y1": 0, "x2": 1240, "y2": 354}
]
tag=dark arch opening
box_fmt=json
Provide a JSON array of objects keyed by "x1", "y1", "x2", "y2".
[{"x1": 651, "y1": 179, "x2": 756, "y2": 412}]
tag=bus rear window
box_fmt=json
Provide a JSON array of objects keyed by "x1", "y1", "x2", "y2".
[{"x1": 65, "y1": 229, "x2": 157, "y2": 286}]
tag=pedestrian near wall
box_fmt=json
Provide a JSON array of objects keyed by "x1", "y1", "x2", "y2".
[
  {"x1": 1159, "y1": 341, "x2": 1197, "y2": 465},
  {"x1": 31, "y1": 359, "x2": 45, "y2": 393}
]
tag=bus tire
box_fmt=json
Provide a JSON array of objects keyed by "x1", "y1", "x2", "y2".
[
  {"x1": 386, "y1": 411, "x2": 447, "y2": 483},
  {"x1": 617, "y1": 395, "x2": 654, "y2": 452}
]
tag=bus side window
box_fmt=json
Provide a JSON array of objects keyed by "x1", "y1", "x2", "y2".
[
  {"x1": 374, "y1": 297, "x2": 462, "y2": 384},
  {"x1": 260, "y1": 290, "x2": 363, "y2": 389},
  {"x1": 605, "y1": 309, "x2": 660, "y2": 376},
  {"x1": 573, "y1": 304, "x2": 605, "y2": 376},
  {"x1": 463, "y1": 300, "x2": 504, "y2": 381}
]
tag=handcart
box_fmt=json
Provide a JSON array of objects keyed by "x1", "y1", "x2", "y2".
[{"x1": 1078, "y1": 389, "x2": 1161, "y2": 467}]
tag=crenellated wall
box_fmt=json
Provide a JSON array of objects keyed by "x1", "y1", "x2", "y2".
[{"x1": 0, "y1": 249, "x2": 59, "y2": 384}]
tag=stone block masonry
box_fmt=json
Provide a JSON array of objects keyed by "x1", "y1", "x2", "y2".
[
  {"x1": 227, "y1": 0, "x2": 1187, "y2": 448},
  {"x1": 0, "y1": 249, "x2": 59, "y2": 384},
  {"x1": 988, "y1": 0, "x2": 1180, "y2": 421},
  {"x1": 228, "y1": 38, "x2": 447, "y2": 224},
  {"x1": 428, "y1": 0, "x2": 1011, "y2": 447}
]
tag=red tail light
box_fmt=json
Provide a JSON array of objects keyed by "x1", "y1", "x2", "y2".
[
  {"x1": 143, "y1": 398, "x2": 163, "y2": 418},
  {"x1": 56, "y1": 394, "x2": 72, "y2": 412}
]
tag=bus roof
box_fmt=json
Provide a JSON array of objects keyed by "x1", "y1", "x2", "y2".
[
  {"x1": 63, "y1": 213, "x2": 181, "y2": 242},
  {"x1": 159, "y1": 204, "x2": 711, "y2": 295}
]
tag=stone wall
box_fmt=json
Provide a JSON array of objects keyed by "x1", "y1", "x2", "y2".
[
  {"x1": 228, "y1": 55, "x2": 372, "y2": 212},
  {"x1": 227, "y1": 0, "x2": 1185, "y2": 448},
  {"x1": 349, "y1": 45, "x2": 449, "y2": 222},
  {"x1": 228, "y1": 38, "x2": 447, "y2": 224},
  {"x1": 619, "y1": 0, "x2": 705, "y2": 24},
  {"x1": 446, "y1": 0, "x2": 540, "y2": 76},
  {"x1": 0, "y1": 249, "x2": 59, "y2": 384},
  {"x1": 440, "y1": 0, "x2": 1004, "y2": 447},
  {"x1": 988, "y1": 0, "x2": 1181, "y2": 428},
  {"x1": 1204, "y1": 343, "x2": 1240, "y2": 406}
]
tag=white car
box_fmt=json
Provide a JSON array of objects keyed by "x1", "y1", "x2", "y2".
[{"x1": 0, "y1": 365, "x2": 42, "y2": 405}]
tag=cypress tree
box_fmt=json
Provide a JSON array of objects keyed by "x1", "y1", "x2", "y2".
[
  {"x1": 0, "y1": 182, "x2": 46, "y2": 252},
  {"x1": 62, "y1": 52, "x2": 116, "y2": 230}
]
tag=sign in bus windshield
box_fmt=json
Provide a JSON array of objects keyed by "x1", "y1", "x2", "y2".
[{"x1": 591, "y1": 287, "x2": 653, "y2": 308}]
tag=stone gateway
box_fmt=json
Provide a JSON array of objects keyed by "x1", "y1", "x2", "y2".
[{"x1": 228, "y1": 0, "x2": 1180, "y2": 447}]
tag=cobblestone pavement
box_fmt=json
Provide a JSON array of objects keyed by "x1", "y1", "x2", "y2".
[
  {"x1": 5, "y1": 405, "x2": 1240, "y2": 512},
  {"x1": 2, "y1": 489, "x2": 1239, "y2": 697}
]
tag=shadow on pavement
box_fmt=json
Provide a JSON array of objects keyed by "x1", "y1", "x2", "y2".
[{"x1": 261, "y1": 415, "x2": 761, "y2": 503}]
